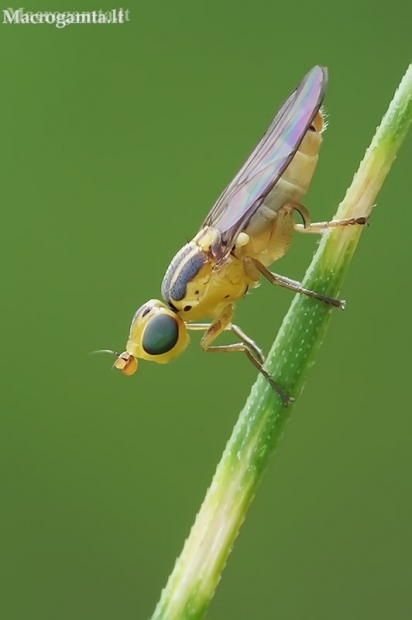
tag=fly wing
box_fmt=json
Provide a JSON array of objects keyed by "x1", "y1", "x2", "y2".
[{"x1": 203, "y1": 66, "x2": 328, "y2": 260}]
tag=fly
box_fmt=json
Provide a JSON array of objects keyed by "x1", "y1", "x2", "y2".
[{"x1": 102, "y1": 66, "x2": 367, "y2": 404}]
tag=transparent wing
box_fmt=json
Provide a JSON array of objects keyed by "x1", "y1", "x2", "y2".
[{"x1": 203, "y1": 66, "x2": 328, "y2": 259}]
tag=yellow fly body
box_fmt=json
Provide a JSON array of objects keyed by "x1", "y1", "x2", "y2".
[{"x1": 107, "y1": 66, "x2": 366, "y2": 403}]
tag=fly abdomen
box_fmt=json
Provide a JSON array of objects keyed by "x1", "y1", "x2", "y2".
[{"x1": 161, "y1": 242, "x2": 208, "y2": 304}]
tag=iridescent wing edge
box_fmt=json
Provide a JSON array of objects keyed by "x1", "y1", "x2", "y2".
[{"x1": 203, "y1": 66, "x2": 328, "y2": 258}]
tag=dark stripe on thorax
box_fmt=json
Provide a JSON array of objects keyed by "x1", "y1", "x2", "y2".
[{"x1": 161, "y1": 243, "x2": 207, "y2": 302}]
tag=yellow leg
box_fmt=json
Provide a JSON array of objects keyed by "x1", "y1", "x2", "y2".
[
  {"x1": 187, "y1": 305, "x2": 292, "y2": 405},
  {"x1": 294, "y1": 215, "x2": 369, "y2": 234},
  {"x1": 244, "y1": 257, "x2": 345, "y2": 308}
]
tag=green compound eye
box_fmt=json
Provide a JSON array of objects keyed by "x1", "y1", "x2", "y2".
[{"x1": 142, "y1": 314, "x2": 179, "y2": 355}]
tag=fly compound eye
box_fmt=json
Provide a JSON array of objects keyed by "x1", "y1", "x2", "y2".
[
  {"x1": 114, "y1": 352, "x2": 138, "y2": 376},
  {"x1": 142, "y1": 314, "x2": 179, "y2": 356}
]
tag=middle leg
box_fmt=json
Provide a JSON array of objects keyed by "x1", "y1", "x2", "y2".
[{"x1": 244, "y1": 257, "x2": 345, "y2": 308}]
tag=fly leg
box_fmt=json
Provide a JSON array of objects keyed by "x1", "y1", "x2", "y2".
[
  {"x1": 244, "y1": 257, "x2": 345, "y2": 308},
  {"x1": 294, "y1": 215, "x2": 369, "y2": 233},
  {"x1": 187, "y1": 304, "x2": 292, "y2": 405},
  {"x1": 290, "y1": 202, "x2": 369, "y2": 233}
]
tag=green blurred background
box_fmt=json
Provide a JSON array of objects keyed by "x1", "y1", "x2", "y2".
[{"x1": 0, "y1": 1, "x2": 411, "y2": 618}]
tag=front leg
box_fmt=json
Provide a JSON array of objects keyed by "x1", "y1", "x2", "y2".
[{"x1": 187, "y1": 305, "x2": 292, "y2": 405}]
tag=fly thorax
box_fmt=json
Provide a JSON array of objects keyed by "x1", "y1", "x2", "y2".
[
  {"x1": 161, "y1": 241, "x2": 210, "y2": 309},
  {"x1": 192, "y1": 226, "x2": 222, "y2": 257}
]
